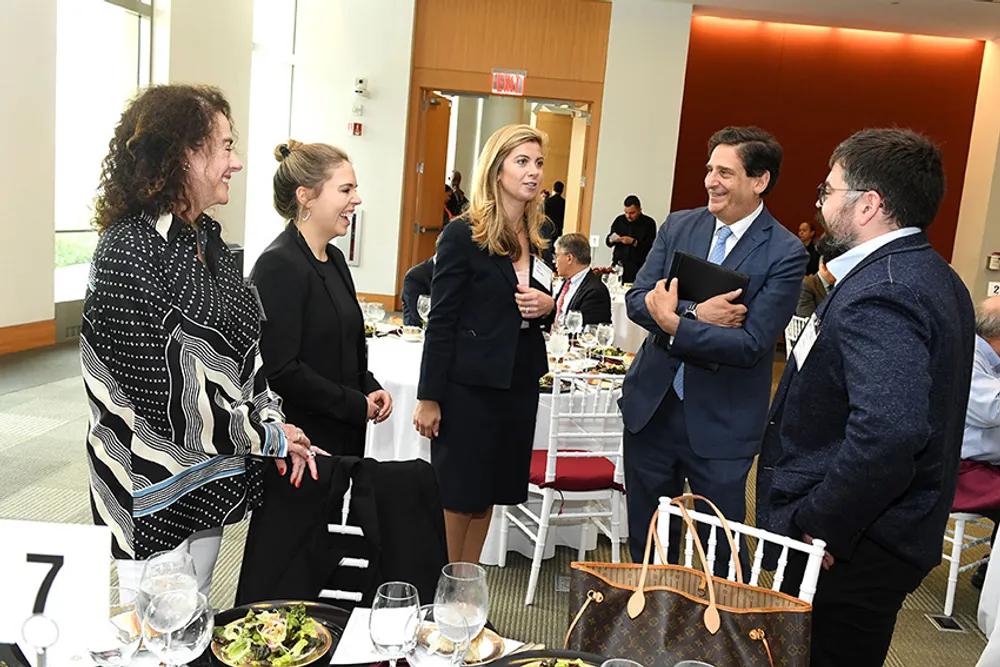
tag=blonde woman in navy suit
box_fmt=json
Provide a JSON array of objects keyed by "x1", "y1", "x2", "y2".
[{"x1": 414, "y1": 125, "x2": 555, "y2": 563}]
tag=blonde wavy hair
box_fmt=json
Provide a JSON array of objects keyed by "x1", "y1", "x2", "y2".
[{"x1": 468, "y1": 124, "x2": 548, "y2": 259}]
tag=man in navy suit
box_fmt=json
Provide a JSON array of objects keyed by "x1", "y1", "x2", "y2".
[
  {"x1": 757, "y1": 129, "x2": 975, "y2": 666},
  {"x1": 621, "y1": 126, "x2": 807, "y2": 566}
]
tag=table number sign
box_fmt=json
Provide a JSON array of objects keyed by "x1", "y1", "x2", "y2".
[{"x1": 0, "y1": 520, "x2": 110, "y2": 666}]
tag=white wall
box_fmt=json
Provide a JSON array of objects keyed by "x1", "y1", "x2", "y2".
[
  {"x1": 0, "y1": 0, "x2": 56, "y2": 329},
  {"x1": 952, "y1": 39, "x2": 1000, "y2": 302},
  {"x1": 590, "y1": 0, "x2": 692, "y2": 268},
  {"x1": 168, "y1": 0, "x2": 254, "y2": 246},
  {"x1": 283, "y1": 0, "x2": 416, "y2": 296},
  {"x1": 453, "y1": 96, "x2": 480, "y2": 189}
]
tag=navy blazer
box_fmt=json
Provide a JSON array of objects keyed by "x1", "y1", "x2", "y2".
[
  {"x1": 621, "y1": 206, "x2": 807, "y2": 460},
  {"x1": 757, "y1": 233, "x2": 975, "y2": 571},
  {"x1": 417, "y1": 218, "x2": 551, "y2": 402}
]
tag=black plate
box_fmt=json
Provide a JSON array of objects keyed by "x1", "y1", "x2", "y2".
[
  {"x1": 190, "y1": 600, "x2": 349, "y2": 667},
  {"x1": 489, "y1": 649, "x2": 606, "y2": 667}
]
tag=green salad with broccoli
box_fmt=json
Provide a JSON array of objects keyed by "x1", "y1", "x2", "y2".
[{"x1": 213, "y1": 604, "x2": 327, "y2": 667}]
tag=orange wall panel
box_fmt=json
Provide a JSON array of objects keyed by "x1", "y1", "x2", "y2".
[
  {"x1": 671, "y1": 17, "x2": 985, "y2": 260},
  {"x1": 413, "y1": 0, "x2": 612, "y2": 84}
]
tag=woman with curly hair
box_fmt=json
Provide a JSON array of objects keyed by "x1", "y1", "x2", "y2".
[
  {"x1": 82, "y1": 84, "x2": 323, "y2": 595},
  {"x1": 413, "y1": 124, "x2": 554, "y2": 563}
]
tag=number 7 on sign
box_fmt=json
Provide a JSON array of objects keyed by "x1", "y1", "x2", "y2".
[{"x1": 24, "y1": 556, "x2": 63, "y2": 616}]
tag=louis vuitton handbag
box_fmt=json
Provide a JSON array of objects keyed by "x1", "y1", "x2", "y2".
[{"x1": 564, "y1": 495, "x2": 811, "y2": 667}]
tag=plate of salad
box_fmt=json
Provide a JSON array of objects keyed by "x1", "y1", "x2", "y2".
[{"x1": 211, "y1": 603, "x2": 333, "y2": 667}]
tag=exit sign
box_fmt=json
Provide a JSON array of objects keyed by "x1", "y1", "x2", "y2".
[{"x1": 492, "y1": 69, "x2": 526, "y2": 97}]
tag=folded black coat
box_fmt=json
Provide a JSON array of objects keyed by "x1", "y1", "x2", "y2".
[{"x1": 236, "y1": 456, "x2": 448, "y2": 609}]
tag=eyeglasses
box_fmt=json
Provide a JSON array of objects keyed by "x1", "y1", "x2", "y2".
[{"x1": 816, "y1": 183, "x2": 874, "y2": 205}]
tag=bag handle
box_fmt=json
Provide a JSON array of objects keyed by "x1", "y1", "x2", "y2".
[
  {"x1": 628, "y1": 508, "x2": 721, "y2": 635},
  {"x1": 670, "y1": 494, "x2": 744, "y2": 584}
]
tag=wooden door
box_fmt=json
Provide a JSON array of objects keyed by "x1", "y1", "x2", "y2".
[{"x1": 409, "y1": 91, "x2": 452, "y2": 268}]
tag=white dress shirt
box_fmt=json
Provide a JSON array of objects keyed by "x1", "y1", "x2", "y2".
[
  {"x1": 556, "y1": 267, "x2": 590, "y2": 326},
  {"x1": 825, "y1": 227, "x2": 921, "y2": 282},
  {"x1": 712, "y1": 201, "x2": 762, "y2": 260},
  {"x1": 962, "y1": 335, "x2": 1000, "y2": 464}
]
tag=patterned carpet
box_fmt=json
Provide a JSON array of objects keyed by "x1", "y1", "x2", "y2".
[{"x1": 0, "y1": 347, "x2": 990, "y2": 665}]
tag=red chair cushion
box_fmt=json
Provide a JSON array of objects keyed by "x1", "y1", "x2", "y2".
[{"x1": 529, "y1": 449, "x2": 625, "y2": 493}]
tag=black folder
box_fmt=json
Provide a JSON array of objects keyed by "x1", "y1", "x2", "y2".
[{"x1": 667, "y1": 250, "x2": 750, "y2": 304}]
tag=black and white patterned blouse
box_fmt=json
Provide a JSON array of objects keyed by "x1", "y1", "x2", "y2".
[{"x1": 81, "y1": 211, "x2": 287, "y2": 559}]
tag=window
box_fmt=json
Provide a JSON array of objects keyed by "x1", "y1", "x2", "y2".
[{"x1": 54, "y1": 0, "x2": 151, "y2": 303}]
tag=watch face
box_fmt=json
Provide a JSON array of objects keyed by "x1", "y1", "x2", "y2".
[{"x1": 21, "y1": 614, "x2": 59, "y2": 649}]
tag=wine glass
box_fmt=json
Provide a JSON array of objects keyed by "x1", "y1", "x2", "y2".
[
  {"x1": 417, "y1": 294, "x2": 432, "y2": 327},
  {"x1": 370, "y1": 581, "x2": 421, "y2": 667},
  {"x1": 548, "y1": 329, "x2": 570, "y2": 368},
  {"x1": 138, "y1": 551, "x2": 198, "y2": 621},
  {"x1": 404, "y1": 604, "x2": 470, "y2": 667},
  {"x1": 597, "y1": 323, "x2": 615, "y2": 352},
  {"x1": 434, "y1": 563, "x2": 489, "y2": 643},
  {"x1": 142, "y1": 590, "x2": 213, "y2": 667},
  {"x1": 579, "y1": 325, "x2": 599, "y2": 360},
  {"x1": 368, "y1": 302, "x2": 386, "y2": 325},
  {"x1": 565, "y1": 310, "x2": 584, "y2": 343},
  {"x1": 87, "y1": 587, "x2": 142, "y2": 667}
]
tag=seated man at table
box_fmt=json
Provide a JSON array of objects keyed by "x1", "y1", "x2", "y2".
[
  {"x1": 402, "y1": 255, "x2": 435, "y2": 327},
  {"x1": 553, "y1": 233, "x2": 612, "y2": 328}
]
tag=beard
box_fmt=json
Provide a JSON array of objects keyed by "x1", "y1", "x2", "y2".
[{"x1": 815, "y1": 208, "x2": 858, "y2": 261}]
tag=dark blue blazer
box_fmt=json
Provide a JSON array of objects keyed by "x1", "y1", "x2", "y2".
[
  {"x1": 620, "y1": 206, "x2": 807, "y2": 460},
  {"x1": 756, "y1": 232, "x2": 975, "y2": 572}
]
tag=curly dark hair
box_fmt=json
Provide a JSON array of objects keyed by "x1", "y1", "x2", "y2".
[{"x1": 92, "y1": 84, "x2": 235, "y2": 233}]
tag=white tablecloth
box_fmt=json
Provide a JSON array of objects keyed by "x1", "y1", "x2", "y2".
[
  {"x1": 363, "y1": 337, "x2": 626, "y2": 565},
  {"x1": 611, "y1": 295, "x2": 646, "y2": 354}
]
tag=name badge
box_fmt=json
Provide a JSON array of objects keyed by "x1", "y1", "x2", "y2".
[
  {"x1": 531, "y1": 257, "x2": 553, "y2": 294},
  {"x1": 793, "y1": 313, "x2": 820, "y2": 370}
]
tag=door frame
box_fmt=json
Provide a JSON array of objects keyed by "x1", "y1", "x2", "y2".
[{"x1": 393, "y1": 67, "x2": 604, "y2": 310}]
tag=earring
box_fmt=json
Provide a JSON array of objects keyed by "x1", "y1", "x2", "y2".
[
  {"x1": 183, "y1": 162, "x2": 190, "y2": 171},
  {"x1": 301, "y1": 210, "x2": 311, "y2": 222}
]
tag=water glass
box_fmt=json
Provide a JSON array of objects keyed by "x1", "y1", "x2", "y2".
[
  {"x1": 404, "y1": 604, "x2": 470, "y2": 667},
  {"x1": 87, "y1": 587, "x2": 142, "y2": 667},
  {"x1": 579, "y1": 325, "x2": 598, "y2": 359},
  {"x1": 565, "y1": 311, "x2": 584, "y2": 339},
  {"x1": 370, "y1": 581, "x2": 421, "y2": 667},
  {"x1": 597, "y1": 323, "x2": 615, "y2": 349},
  {"x1": 548, "y1": 330, "x2": 570, "y2": 366},
  {"x1": 142, "y1": 590, "x2": 213, "y2": 667},
  {"x1": 434, "y1": 563, "x2": 489, "y2": 642},
  {"x1": 368, "y1": 302, "x2": 386, "y2": 324},
  {"x1": 417, "y1": 294, "x2": 432, "y2": 326},
  {"x1": 138, "y1": 551, "x2": 197, "y2": 621}
]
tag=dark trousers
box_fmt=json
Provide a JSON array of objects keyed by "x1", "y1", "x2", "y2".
[
  {"x1": 780, "y1": 537, "x2": 926, "y2": 667},
  {"x1": 623, "y1": 389, "x2": 753, "y2": 573}
]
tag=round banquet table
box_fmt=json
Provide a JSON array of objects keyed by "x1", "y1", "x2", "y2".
[
  {"x1": 363, "y1": 336, "x2": 628, "y2": 565},
  {"x1": 611, "y1": 295, "x2": 646, "y2": 354}
]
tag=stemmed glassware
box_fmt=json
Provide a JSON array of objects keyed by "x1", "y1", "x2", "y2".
[
  {"x1": 137, "y1": 551, "x2": 198, "y2": 621},
  {"x1": 565, "y1": 310, "x2": 584, "y2": 345},
  {"x1": 547, "y1": 328, "x2": 570, "y2": 368},
  {"x1": 417, "y1": 295, "x2": 432, "y2": 328},
  {"x1": 369, "y1": 582, "x2": 421, "y2": 667},
  {"x1": 367, "y1": 302, "x2": 386, "y2": 325},
  {"x1": 579, "y1": 325, "x2": 598, "y2": 360},
  {"x1": 141, "y1": 590, "x2": 214, "y2": 667},
  {"x1": 87, "y1": 587, "x2": 142, "y2": 667},
  {"x1": 404, "y1": 604, "x2": 470, "y2": 667},
  {"x1": 434, "y1": 563, "x2": 489, "y2": 645},
  {"x1": 596, "y1": 323, "x2": 615, "y2": 352}
]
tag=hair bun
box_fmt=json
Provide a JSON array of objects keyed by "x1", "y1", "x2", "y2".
[{"x1": 274, "y1": 139, "x2": 305, "y2": 163}]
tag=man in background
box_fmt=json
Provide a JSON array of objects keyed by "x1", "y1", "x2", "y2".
[
  {"x1": 606, "y1": 195, "x2": 656, "y2": 283},
  {"x1": 757, "y1": 129, "x2": 975, "y2": 666},
  {"x1": 402, "y1": 256, "x2": 435, "y2": 327},
  {"x1": 544, "y1": 180, "x2": 566, "y2": 239},
  {"x1": 796, "y1": 251, "x2": 836, "y2": 318},
  {"x1": 552, "y1": 233, "x2": 611, "y2": 327},
  {"x1": 447, "y1": 170, "x2": 468, "y2": 217}
]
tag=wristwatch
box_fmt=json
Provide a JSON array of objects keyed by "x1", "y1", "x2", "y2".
[{"x1": 685, "y1": 303, "x2": 699, "y2": 320}]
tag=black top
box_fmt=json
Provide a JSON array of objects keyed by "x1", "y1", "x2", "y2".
[
  {"x1": 252, "y1": 224, "x2": 381, "y2": 457},
  {"x1": 543, "y1": 194, "x2": 566, "y2": 238},
  {"x1": 804, "y1": 241, "x2": 821, "y2": 275},
  {"x1": 402, "y1": 256, "x2": 435, "y2": 327},
  {"x1": 605, "y1": 213, "x2": 656, "y2": 269},
  {"x1": 418, "y1": 216, "x2": 551, "y2": 402}
]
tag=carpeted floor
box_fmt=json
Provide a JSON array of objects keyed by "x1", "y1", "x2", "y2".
[{"x1": 0, "y1": 345, "x2": 990, "y2": 665}]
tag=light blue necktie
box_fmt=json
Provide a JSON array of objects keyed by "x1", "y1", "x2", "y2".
[{"x1": 672, "y1": 225, "x2": 733, "y2": 400}]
